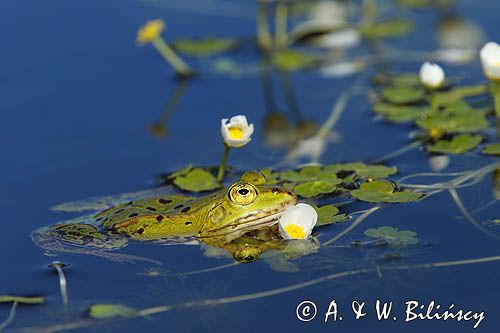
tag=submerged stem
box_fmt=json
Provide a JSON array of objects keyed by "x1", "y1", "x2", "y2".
[
  {"x1": 0, "y1": 301, "x2": 17, "y2": 331},
  {"x1": 151, "y1": 38, "x2": 193, "y2": 77},
  {"x1": 51, "y1": 262, "x2": 69, "y2": 306},
  {"x1": 216, "y1": 145, "x2": 231, "y2": 182},
  {"x1": 323, "y1": 205, "x2": 381, "y2": 246},
  {"x1": 274, "y1": 0, "x2": 288, "y2": 49},
  {"x1": 448, "y1": 187, "x2": 500, "y2": 241},
  {"x1": 256, "y1": 1, "x2": 273, "y2": 51}
]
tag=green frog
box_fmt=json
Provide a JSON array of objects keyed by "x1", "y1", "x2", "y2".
[{"x1": 31, "y1": 175, "x2": 298, "y2": 263}]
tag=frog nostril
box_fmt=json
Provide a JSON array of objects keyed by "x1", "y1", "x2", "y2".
[{"x1": 272, "y1": 188, "x2": 280, "y2": 194}]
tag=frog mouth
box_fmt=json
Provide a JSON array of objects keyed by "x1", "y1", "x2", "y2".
[{"x1": 200, "y1": 208, "x2": 289, "y2": 239}]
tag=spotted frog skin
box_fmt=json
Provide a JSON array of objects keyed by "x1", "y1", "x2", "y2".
[{"x1": 31, "y1": 178, "x2": 297, "y2": 262}]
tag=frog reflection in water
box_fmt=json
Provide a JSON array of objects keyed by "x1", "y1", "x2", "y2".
[{"x1": 31, "y1": 174, "x2": 299, "y2": 263}]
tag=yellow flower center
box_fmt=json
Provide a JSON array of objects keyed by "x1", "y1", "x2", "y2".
[
  {"x1": 284, "y1": 224, "x2": 306, "y2": 239},
  {"x1": 137, "y1": 19, "x2": 165, "y2": 44},
  {"x1": 228, "y1": 126, "x2": 244, "y2": 140}
]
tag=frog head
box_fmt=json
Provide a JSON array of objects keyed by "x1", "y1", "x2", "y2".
[{"x1": 199, "y1": 181, "x2": 297, "y2": 240}]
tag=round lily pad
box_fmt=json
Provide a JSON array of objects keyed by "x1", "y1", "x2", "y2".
[
  {"x1": 314, "y1": 205, "x2": 350, "y2": 226},
  {"x1": 381, "y1": 86, "x2": 426, "y2": 104},
  {"x1": 271, "y1": 50, "x2": 317, "y2": 71},
  {"x1": 340, "y1": 162, "x2": 398, "y2": 179},
  {"x1": 351, "y1": 180, "x2": 423, "y2": 203},
  {"x1": 416, "y1": 108, "x2": 489, "y2": 133},
  {"x1": 373, "y1": 103, "x2": 431, "y2": 123},
  {"x1": 432, "y1": 85, "x2": 488, "y2": 107},
  {"x1": 294, "y1": 176, "x2": 342, "y2": 198},
  {"x1": 483, "y1": 143, "x2": 500, "y2": 156},
  {"x1": 364, "y1": 226, "x2": 419, "y2": 247},
  {"x1": 260, "y1": 168, "x2": 280, "y2": 184},
  {"x1": 280, "y1": 166, "x2": 322, "y2": 182},
  {"x1": 359, "y1": 19, "x2": 413, "y2": 38},
  {"x1": 173, "y1": 168, "x2": 221, "y2": 192},
  {"x1": 427, "y1": 134, "x2": 482, "y2": 154},
  {"x1": 89, "y1": 303, "x2": 137, "y2": 319}
]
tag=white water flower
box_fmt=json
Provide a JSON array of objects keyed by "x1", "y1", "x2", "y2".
[
  {"x1": 419, "y1": 62, "x2": 445, "y2": 89},
  {"x1": 289, "y1": 1, "x2": 348, "y2": 43},
  {"x1": 317, "y1": 29, "x2": 361, "y2": 49},
  {"x1": 220, "y1": 115, "x2": 254, "y2": 148},
  {"x1": 278, "y1": 203, "x2": 318, "y2": 240},
  {"x1": 428, "y1": 155, "x2": 450, "y2": 172},
  {"x1": 480, "y1": 42, "x2": 500, "y2": 80}
]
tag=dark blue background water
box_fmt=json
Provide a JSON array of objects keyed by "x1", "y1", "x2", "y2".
[{"x1": 1, "y1": 0, "x2": 500, "y2": 332}]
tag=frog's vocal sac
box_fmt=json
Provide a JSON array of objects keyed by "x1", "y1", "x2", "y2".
[{"x1": 31, "y1": 179, "x2": 298, "y2": 262}]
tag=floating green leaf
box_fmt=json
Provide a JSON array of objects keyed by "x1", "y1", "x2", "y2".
[
  {"x1": 340, "y1": 162, "x2": 398, "y2": 179},
  {"x1": 373, "y1": 103, "x2": 431, "y2": 123},
  {"x1": 260, "y1": 168, "x2": 281, "y2": 184},
  {"x1": 416, "y1": 108, "x2": 489, "y2": 133},
  {"x1": 483, "y1": 143, "x2": 500, "y2": 156},
  {"x1": 173, "y1": 168, "x2": 221, "y2": 192},
  {"x1": 351, "y1": 180, "x2": 423, "y2": 203},
  {"x1": 427, "y1": 134, "x2": 482, "y2": 154},
  {"x1": 173, "y1": 37, "x2": 238, "y2": 56},
  {"x1": 89, "y1": 303, "x2": 137, "y2": 319},
  {"x1": 381, "y1": 86, "x2": 425, "y2": 104},
  {"x1": 0, "y1": 295, "x2": 45, "y2": 304},
  {"x1": 364, "y1": 226, "x2": 419, "y2": 247},
  {"x1": 432, "y1": 85, "x2": 488, "y2": 106},
  {"x1": 280, "y1": 166, "x2": 322, "y2": 182},
  {"x1": 314, "y1": 205, "x2": 349, "y2": 226},
  {"x1": 294, "y1": 176, "x2": 342, "y2": 197},
  {"x1": 167, "y1": 164, "x2": 193, "y2": 180},
  {"x1": 373, "y1": 73, "x2": 420, "y2": 86},
  {"x1": 360, "y1": 19, "x2": 413, "y2": 38},
  {"x1": 285, "y1": 168, "x2": 342, "y2": 197},
  {"x1": 272, "y1": 49, "x2": 317, "y2": 71}
]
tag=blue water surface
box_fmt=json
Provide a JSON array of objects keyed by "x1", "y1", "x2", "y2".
[{"x1": 1, "y1": 0, "x2": 500, "y2": 332}]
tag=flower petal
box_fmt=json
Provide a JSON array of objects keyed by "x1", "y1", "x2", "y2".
[{"x1": 278, "y1": 203, "x2": 318, "y2": 239}]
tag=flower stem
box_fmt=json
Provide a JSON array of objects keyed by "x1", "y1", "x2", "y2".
[
  {"x1": 274, "y1": 0, "x2": 288, "y2": 50},
  {"x1": 256, "y1": 1, "x2": 272, "y2": 51},
  {"x1": 53, "y1": 263, "x2": 69, "y2": 305},
  {"x1": 217, "y1": 145, "x2": 231, "y2": 182},
  {"x1": 429, "y1": 92, "x2": 439, "y2": 112},
  {"x1": 0, "y1": 301, "x2": 18, "y2": 331},
  {"x1": 491, "y1": 80, "x2": 500, "y2": 119},
  {"x1": 151, "y1": 37, "x2": 193, "y2": 78}
]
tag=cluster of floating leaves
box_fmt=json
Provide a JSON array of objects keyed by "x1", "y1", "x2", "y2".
[
  {"x1": 364, "y1": 226, "x2": 419, "y2": 247},
  {"x1": 372, "y1": 72, "x2": 499, "y2": 155},
  {"x1": 165, "y1": 162, "x2": 422, "y2": 228}
]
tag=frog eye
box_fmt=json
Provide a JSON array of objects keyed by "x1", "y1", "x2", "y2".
[
  {"x1": 228, "y1": 182, "x2": 257, "y2": 206},
  {"x1": 233, "y1": 247, "x2": 261, "y2": 263}
]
